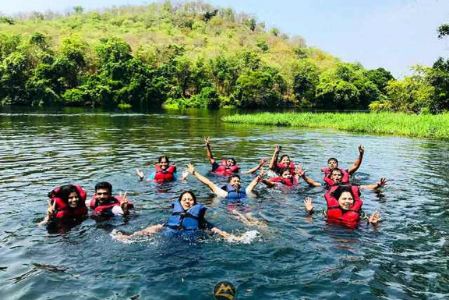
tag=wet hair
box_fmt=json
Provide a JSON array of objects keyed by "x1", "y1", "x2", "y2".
[
  {"x1": 227, "y1": 174, "x2": 241, "y2": 183},
  {"x1": 331, "y1": 185, "x2": 356, "y2": 201},
  {"x1": 328, "y1": 158, "x2": 339, "y2": 164},
  {"x1": 94, "y1": 181, "x2": 112, "y2": 193},
  {"x1": 178, "y1": 190, "x2": 197, "y2": 205},
  {"x1": 279, "y1": 155, "x2": 291, "y2": 163},
  {"x1": 58, "y1": 185, "x2": 81, "y2": 203},
  {"x1": 158, "y1": 156, "x2": 170, "y2": 164}
]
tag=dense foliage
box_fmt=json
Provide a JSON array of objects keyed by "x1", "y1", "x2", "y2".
[{"x1": 0, "y1": 1, "x2": 446, "y2": 113}]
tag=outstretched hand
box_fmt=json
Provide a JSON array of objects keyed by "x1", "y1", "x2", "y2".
[
  {"x1": 304, "y1": 197, "x2": 314, "y2": 214},
  {"x1": 274, "y1": 144, "x2": 281, "y2": 154},
  {"x1": 204, "y1": 137, "x2": 211, "y2": 146},
  {"x1": 369, "y1": 211, "x2": 381, "y2": 225},
  {"x1": 135, "y1": 168, "x2": 144, "y2": 180},
  {"x1": 358, "y1": 145, "x2": 365, "y2": 155},
  {"x1": 186, "y1": 163, "x2": 195, "y2": 174},
  {"x1": 377, "y1": 178, "x2": 387, "y2": 188},
  {"x1": 295, "y1": 165, "x2": 305, "y2": 177}
]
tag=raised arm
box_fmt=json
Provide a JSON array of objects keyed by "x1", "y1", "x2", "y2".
[
  {"x1": 360, "y1": 178, "x2": 387, "y2": 191},
  {"x1": 348, "y1": 145, "x2": 364, "y2": 175},
  {"x1": 243, "y1": 158, "x2": 267, "y2": 174},
  {"x1": 186, "y1": 163, "x2": 227, "y2": 197},
  {"x1": 297, "y1": 167, "x2": 322, "y2": 187},
  {"x1": 246, "y1": 170, "x2": 263, "y2": 193},
  {"x1": 268, "y1": 145, "x2": 281, "y2": 171},
  {"x1": 204, "y1": 137, "x2": 216, "y2": 165}
]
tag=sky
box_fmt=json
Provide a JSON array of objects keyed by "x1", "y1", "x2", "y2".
[{"x1": 1, "y1": 0, "x2": 448, "y2": 77}]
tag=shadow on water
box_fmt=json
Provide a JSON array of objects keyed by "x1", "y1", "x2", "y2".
[{"x1": 0, "y1": 107, "x2": 448, "y2": 299}]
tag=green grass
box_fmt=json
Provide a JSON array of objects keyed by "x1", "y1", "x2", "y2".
[{"x1": 222, "y1": 112, "x2": 449, "y2": 139}]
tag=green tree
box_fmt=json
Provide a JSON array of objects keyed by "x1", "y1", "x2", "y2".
[
  {"x1": 293, "y1": 60, "x2": 319, "y2": 103},
  {"x1": 366, "y1": 68, "x2": 394, "y2": 94},
  {"x1": 371, "y1": 66, "x2": 434, "y2": 113},
  {"x1": 315, "y1": 63, "x2": 380, "y2": 109},
  {"x1": 0, "y1": 52, "x2": 32, "y2": 105}
]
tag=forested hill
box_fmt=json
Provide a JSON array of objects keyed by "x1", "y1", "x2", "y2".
[{"x1": 0, "y1": 1, "x2": 398, "y2": 109}]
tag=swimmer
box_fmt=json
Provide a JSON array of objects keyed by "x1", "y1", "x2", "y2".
[
  {"x1": 261, "y1": 167, "x2": 303, "y2": 187},
  {"x1": 321, "y1": 145, "x2": 365, "y2": 184},
  {"x1": 268, "y1": 144, "x2": 296, "y2": 175},
  {"x1": 304, "y1": 185, "x2": 381, "y2": 227},
  {"x1": 87, "y1": 182, "x2": 133, "y2": 217},
  {"x1": 204, "y1": 137, "x2": 266, "y2": 176},
  {"x1": 113, "y1": 191, "x2": 245, "y2": 240},
  {"x1": 38, "y1": 184, "x2": 88, "y2": 226},
  {"x1": 301, "y1": 168, "x2": 387, "y2": 190},
  {"x1": 136, "y1": 155, "x2": 187, "y2": 182},
  {"x1": 186, "y1": 163, "x2": 262, "y2": 199}
]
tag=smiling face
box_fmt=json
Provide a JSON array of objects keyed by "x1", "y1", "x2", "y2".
[
  {"x1": 330, "y1": 169, "x2": 343, "y2": 183},
  {"x1": 159, "y1": 157, "x2": 169, "y2": 170},
  {"x1": 279, "y1": 155, "x2": 291, "y2": 166},
  {"x1": 338, "y1": 191, "x2": 354, "y2": 210},
  {"x1": 228, "y1": 176, "x2": 241, "y2": 190},
  {"x1": 327, "y1": 158, "x2": 338, "y2": 171},
  {"x1": 180, "y1": 192, "x2": 195, "y2": 210},
  {"x1": 67, "y1": 192, "x2": 80, "y2": 208},
  {"x1": 95, "y1": 188, "x2": 112, "y2": 205}
]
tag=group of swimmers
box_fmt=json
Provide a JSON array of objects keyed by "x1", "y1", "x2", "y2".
[{"x1": 39, "y1": 137, "x2": 386, "y2": 238}]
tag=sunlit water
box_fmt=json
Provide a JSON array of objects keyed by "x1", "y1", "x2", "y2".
[{"x1": 0, "y1": 107, "x2": 448, "y2": 300}]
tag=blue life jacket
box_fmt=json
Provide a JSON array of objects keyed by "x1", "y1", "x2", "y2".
[
  {"x1": 167, "y1": 201, "x2": 206, "y2": 230},
  {"x1": 222, "y1": 184, "x2": 247, "y2": 200}
]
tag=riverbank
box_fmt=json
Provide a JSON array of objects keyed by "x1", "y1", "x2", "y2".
[{"x1": 222, "y1": 112, "x2": 449, "y2": 139}]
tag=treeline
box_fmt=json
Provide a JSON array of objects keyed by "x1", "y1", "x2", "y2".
[{"x1": 0, "y1": 1, "x2": 447, "y2": 113}]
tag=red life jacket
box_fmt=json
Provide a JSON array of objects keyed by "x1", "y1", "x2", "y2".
[
  {"x1": 324, "y1": 185, "x2": 363, "y2": 227},
  {"x1": 214, "y1": 159, "x2": 240, "y2": 176},
  {"x1": 321, "y1": 167, "x2": 350, "y2": 185},
  {"x1": 48, "y1": 184, "x2": 88, "y2": 220},
  {"x1": 276, "y1": 161, "x2": 295, "y2": 174},
  {"x1": 89, "y1": 195, "x2": 134, "y2": 215},
  {"x1": 268, "y1": 176, "x2": 298, "y2": 186},
  {"x1": 154, "y1": 165, "x2": 177, "y2": 182}
]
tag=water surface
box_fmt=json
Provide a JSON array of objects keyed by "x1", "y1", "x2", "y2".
[{"x1": 0, "y1": 107, "x2": 448, "y2": 300}]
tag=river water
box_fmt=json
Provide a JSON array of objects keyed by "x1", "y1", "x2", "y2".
[{"x1": 0, "y1": 107, "x2": 448, "y2": 300}]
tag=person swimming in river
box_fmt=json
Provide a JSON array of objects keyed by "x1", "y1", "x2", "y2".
[
  {"x1": 186, "y1": 163, "x2": 262, "y2": 200},
  {"x1": 136, "y1": 155, "x2": 187, "y2": 182},
  {"x1": 320, "y1": 145, "x2": 365, "y2": 184},
  {"x1": 185, "y1": 163, "x2": 267, "y2": 227},
  {"x1": 300, "y1": 168, "x2": 387, "y2": 190},
  {"x1": 204, "y1": 137, "x2": 266, "y2": 176},
  {"x1": 268, "y1": 144, "x2": 297, "y2": 175},
  {"x1": 304, "y1": 185, "x2": 381, "y2": 228},
  {"x1": 87, "y1": 182, "x2": 133, "y2": 217},
  {"x1": 113, "y1": 191, "x2": 249, "y2": 241},
  {"x1": 38, "y1": 184, "x2": 88, "y2": 227},
  {"x1": 261, "y1": 167, "x2": 303, "y2": 188}
]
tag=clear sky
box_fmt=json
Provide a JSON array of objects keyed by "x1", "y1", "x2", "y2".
[{"x1": 1, "y1": 0, "x2": 448, "y2": 77}]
